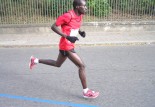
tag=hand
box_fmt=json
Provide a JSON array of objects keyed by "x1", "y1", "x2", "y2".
[
  {"x1": 79, "y1": 31, "x2": 86, "y2": 38},
  {"x1": 66, "y1": 36, "x2": 79, "y2": 43}
]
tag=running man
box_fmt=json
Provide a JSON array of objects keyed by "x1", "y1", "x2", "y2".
[{"x1": 29, "y1": 0, "x2": 99, "y2": 98}]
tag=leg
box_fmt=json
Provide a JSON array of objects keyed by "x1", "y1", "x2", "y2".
[
  {"x1": 67, "y1": 51, "x2": 87, "y2": 89},
  {"x1": 39, "y1": 52, "x2": 67, "y2": 67}
]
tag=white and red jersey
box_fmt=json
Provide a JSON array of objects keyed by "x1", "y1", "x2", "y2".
[{"x1": 55, "y1": 10, "x2": 83, "y2": 50}]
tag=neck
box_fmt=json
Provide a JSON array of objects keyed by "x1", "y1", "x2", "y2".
[{"x1": 73, "y1": 9, "x2": 80, "y2": 16}]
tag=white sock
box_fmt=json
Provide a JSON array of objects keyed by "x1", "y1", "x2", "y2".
[
  {"x1": 83, "y1": 88, "x2": 89, "y2": 94},
  {"x1": 34, "y1": 58, "x2": 39, "y2": 64}
]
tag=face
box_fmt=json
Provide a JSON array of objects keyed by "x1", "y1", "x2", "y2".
[{"x1": 77, "y1": 0, "x2": 87, "y2": 14}]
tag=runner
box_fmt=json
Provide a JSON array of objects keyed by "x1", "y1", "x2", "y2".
[{"x1": 29, "y1": 0, "x2": 99, "y2": 98}]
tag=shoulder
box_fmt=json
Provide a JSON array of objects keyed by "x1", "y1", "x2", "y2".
[
  {"x1": 55, "y1": 10, "x2": 73, "y2": 25},
  {"x1": 59, "y1": 10, "x2": 72, "y2": 19}
]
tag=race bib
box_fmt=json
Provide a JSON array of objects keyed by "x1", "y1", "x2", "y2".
[{"x1": 70, "y1": 29, "x2": 79, "y2": 36}]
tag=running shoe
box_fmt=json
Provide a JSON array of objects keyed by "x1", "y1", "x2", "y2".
[
  {"x1": 83, "y1": 89, "x2": 99, "y2": 98},
  {"x1": 29, "y1": 56, "x2": 36, "y2": 70}
]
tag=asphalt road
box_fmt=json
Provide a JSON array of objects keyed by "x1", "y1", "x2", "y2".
[{"x1": 0, "y1": 45, "x2": 155, "y2": 107}]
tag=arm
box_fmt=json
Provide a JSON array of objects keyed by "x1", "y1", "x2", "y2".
[
  {"x1": 51, "y1": 23, "x2": 67, "y2": 38},
  {"x1": 51, "y1": 23, "x2": 79, "y2": 43}
]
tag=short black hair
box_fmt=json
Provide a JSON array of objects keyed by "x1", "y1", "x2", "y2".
[{"x1": 73, "y1": 0, "x2": 84, "y2": 9}]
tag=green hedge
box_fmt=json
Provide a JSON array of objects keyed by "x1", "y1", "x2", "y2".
[
  {"x1": 0, "y1": 0, "x2": 154, "y2": 21},
  {"x1": 109, "y1": 0, "x2": 155, "y2": 15},
  {"x1": 38, "y1": 0, "x2": 112, "y2": 18},
  {"x1": 87, "y1": 0, "x2": 112, "y2": 17},
  {"x1": 0, "y1": 0, "x2": 37, "y2": 16},
  {"x1": 0, "y1": 0, "x2": 73, "y2": 17},
  {"x1": 40, "y1": 0, "x2": 112, "y2": 17},
  {"x1": 37, "y1": 0, "x2": 72, "y2": 17}
]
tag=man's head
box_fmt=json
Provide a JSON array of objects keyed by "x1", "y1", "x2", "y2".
[{"x1": 73, "y1": 0, "x2": 87, "y2": 15}]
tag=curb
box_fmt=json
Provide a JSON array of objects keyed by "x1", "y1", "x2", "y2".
[{"x1": 0, "y1": 41, "x2": 154, "y2": 48}]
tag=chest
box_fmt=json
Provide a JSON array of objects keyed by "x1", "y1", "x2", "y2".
[{"x1": 68, "y1": 16, "x2": 82, "y2": 29}]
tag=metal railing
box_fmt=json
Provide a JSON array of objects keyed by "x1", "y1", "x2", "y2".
[{"x1": 0, "y1": 0, "x2": 155, "y2": 25}]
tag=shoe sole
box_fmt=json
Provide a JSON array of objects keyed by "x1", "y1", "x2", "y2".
[
  {"x1": 29, "y1": 56, "x2": 33, "y2": 69},
  {"x1": 83, "y1": 92, "x2": 99, "y2": 99}
]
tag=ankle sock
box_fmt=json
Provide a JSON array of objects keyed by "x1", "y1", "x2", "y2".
[
  {"x1": 34, "y1": 58, "x2": 39, "y2": 64},
  {"x1": 83, "y1": 88, "x2": 89, "y2": 94}
]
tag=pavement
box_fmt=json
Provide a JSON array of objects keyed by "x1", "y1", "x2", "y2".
[
  {"x1": 0, "y1": 24, "x2": 155, "y2": 107},
  {"x1": 0, "y1": 25, "x2": 155, "y2": 47},
  {"x1": 0, "y1": 46, "x2": 155, "y2": 107}
]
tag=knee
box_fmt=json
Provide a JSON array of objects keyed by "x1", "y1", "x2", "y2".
[
  {"x1": 56, "y1": 64, "x2": 61, "y2": 68},
  {"x1": 55, "y1": 63, "x2": 62, "y2": 68},
  {"x1": 79, "y1": 64, "x2": 85, "y2": 70}
]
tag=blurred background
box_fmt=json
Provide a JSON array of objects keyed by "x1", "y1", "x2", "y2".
[{"x1": 0, "y1": 0, "x2": 155, "y2": 25}]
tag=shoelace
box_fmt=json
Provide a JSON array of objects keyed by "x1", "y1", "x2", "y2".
[{"x1": 86, "y1": 90, "x2": 95, "y2": 97}]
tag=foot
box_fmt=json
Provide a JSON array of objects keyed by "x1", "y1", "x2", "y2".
[
  {"x1": 83, "y1": 89, "x2": 99, "y2": 98},
  {"x1": 29, "y1": 56, "x2": 37, "y2": 70}
]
